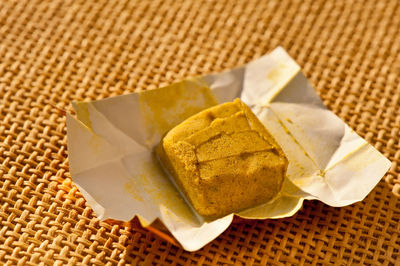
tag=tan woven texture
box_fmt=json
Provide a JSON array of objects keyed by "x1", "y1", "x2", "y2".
[{"x1": 0, "y1": 0, "x2": 399, "y2": 264}]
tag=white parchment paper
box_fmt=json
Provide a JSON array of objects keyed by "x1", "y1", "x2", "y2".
[{"x1": 66, "y1": 47, "x2": 391, "y2": 251}]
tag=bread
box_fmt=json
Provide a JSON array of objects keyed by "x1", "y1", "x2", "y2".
[{"x1": 156, "y1": 98, "x2": 288, "y2": 219}]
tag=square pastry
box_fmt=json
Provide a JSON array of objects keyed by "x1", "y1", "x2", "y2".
[{"x1": 157, "y1": 98, "x2": 288, "y2": 219}]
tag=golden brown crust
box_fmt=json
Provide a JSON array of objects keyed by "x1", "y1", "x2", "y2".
[{"x1": 157, "y1": 98, "x2": 288, "y2": 219}]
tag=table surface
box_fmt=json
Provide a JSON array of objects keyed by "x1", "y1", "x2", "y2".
[{"x1": 0, "y1": 0, "x2": 399, "y2": 264}]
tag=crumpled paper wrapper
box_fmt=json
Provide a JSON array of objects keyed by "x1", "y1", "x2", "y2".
[{"x1": 66, "y1": 47, "x2": 391, "y2": 251}]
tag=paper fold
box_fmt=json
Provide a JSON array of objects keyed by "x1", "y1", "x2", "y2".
[{"x1": 66, "y1": 47, "x2": 391, "y2": 251}]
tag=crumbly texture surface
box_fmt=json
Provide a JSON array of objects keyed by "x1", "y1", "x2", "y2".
[{"x1": 157, "y1": 99, "x2": 288, "y2": 219}]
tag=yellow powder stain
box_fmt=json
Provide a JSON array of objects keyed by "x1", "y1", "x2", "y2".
[
  {"x1": 75, "y1": 102, "x2": 92, "y2": 129},
  {"x1": 293, "y1": 160, "x2": 305, "y2": 170},
  {"x1": 74, "y1": 102, "x2": 104, "y2": 153},
  {"x1": 266, "y1": 63, "x2": 288, "y2": 84},
  {"x1": 124, "y1": 155, "x2": 194, "y2": 222},
  {"x1": 138, "y1": 79, "x2": 218, "y2": 146},
  {"x1": 293, "y1": 179, "x2": 304, "y2": 188},
  {"x1": 341, "y1": 143, "x2": 379, "y2": 172},
  {"x1": 124, "y1": 181, "x2": 144, "y2": 202},
  {"x1": 285, "y1": 117, "x2": 293, "y2": 124},
  {"x1": 89, "y1": 132, "x2": 102, "y2": 153},
  {"x1": 266, "y1": 68, "x2": 283, "y2": 84},
  {"x1": 278, "y1": 62, "x2": 287, "y2": 69},
  {"x1": 143, "y1": 159, "x2": 194, "y2": 221},
  {"x1": 324, "y1": 142, "x2": 377, "y2": 173},
  {"x1": 275, "y1": 117, "x2": 317, "y2": 167}
]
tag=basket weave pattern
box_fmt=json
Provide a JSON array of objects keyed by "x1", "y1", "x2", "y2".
[{"x1": 0, "y1": 0, "x2": 399, "y2": 264}]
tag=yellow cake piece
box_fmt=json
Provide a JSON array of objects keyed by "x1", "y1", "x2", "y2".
[{"x1": 156, "y1": 98, "x2": 288, "y2": 219}]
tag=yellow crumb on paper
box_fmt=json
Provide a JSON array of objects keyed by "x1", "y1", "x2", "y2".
[{"x1": 285, "y1": 117, "x2": 293, "y2": 124}]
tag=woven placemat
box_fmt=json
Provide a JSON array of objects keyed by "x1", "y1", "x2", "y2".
[{"x1": 1, "y1": 0, "x2": 399, "y2": 264}]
